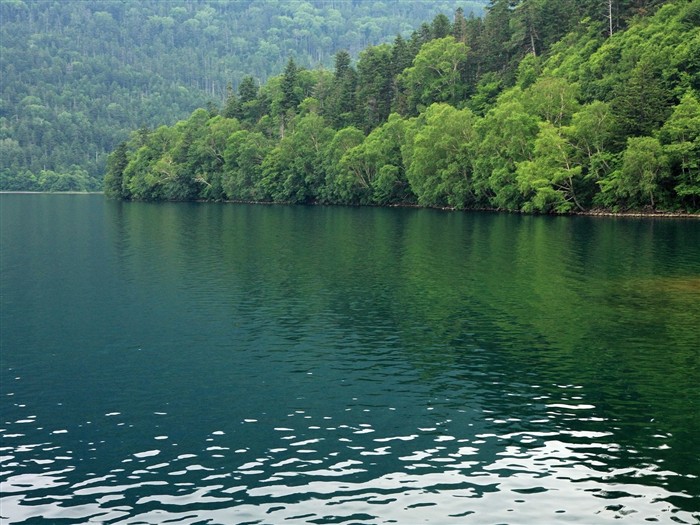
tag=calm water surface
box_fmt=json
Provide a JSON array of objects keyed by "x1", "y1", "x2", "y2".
[{"x1": 1, "y1": 194, "x2": 699, "y2": 524}]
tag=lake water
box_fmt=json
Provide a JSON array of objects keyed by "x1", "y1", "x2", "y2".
[{"x1": 1, "y1": 193, "x2": 699, "y2": 524}]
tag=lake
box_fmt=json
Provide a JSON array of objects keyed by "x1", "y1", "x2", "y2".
[{"x1": 1, "y1": 193, "x2": 699, "y2": 524}]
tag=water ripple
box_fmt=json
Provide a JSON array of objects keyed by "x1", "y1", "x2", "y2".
[{"x1": 2, "y1": 197, "x2": 699, "y2": 524}]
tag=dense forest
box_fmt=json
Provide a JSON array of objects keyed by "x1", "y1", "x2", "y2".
[
  {"x1": 104, "y1": 0, "x2": 699, "y2": 214},
  {"x1": 0, "y1": 0, "x2": 485, "y2": 191}
]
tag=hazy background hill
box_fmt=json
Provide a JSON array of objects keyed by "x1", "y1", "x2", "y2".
[{"x1": 0, "y1": 0, "x2": 487, "y2": 191}]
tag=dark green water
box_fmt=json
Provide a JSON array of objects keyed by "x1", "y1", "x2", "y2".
[{"x1": 1, "y1": 194, "x2": 699, "y2": 524}]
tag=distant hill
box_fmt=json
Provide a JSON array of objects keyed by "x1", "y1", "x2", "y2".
[{"x1": 0, "y1": 0, "x2": 487, "y2": 191}]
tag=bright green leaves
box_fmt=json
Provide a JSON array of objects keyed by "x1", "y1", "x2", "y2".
[
  {"x1": 222, "y1": 130, "x2": 272, "y2": 201},
  {"x1": 523, "y1": 77, "x2": 579, "y2": 127},
  {"x1": 404, "y1": 104, "x2": 477, "y2": 208},
  {"x1": 473, "y1": 92, "x2": 539, "y2": 210},
  {"x1": 319, "y1": 126, "x2": 365, "y2": 204},
  {"x1": 516, "y1": 122, "x2": 583, "y2": 213},
  {"x1": 599, "y1": 137, "x2": 669, "y2": 209},
  {"x1": 659, "y1": 92, "x2": 700, "y2": 209},
  {"x1": 260, "y1": 113, "x2": 335, "y2": 203},
  {"x1": 398, "y1": 36, "x2": 469, "y2": 114},
  {"x1": 515, "y1": 97, "x2": 614, "y2": 213},
  {"x1": 336, "y1": 114, "x2": 410, "y2": 205}
]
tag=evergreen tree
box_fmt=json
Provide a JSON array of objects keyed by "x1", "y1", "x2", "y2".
[
  {"x1": 431, "y1": 13, "x2": 452, "y2": 39},
  {"x1": 330, "y1": 50, "x2": 358, "y2": 128},
  {"x1": 223, "y1": 83, "x2": 240, "y2": 119},
  {"x1": 453, "y1": 7, "x2": 468, "y2": 42},
  {"x1": 281, "y1": 57, "x2": 301, "y2": 113},
  {"x1": 104, "y1": 142, "x2": 129, "y2": 198},
  {"x1": 238, "y1": 76, "x2": 261, "y2": 123},
  {"x1": 611, "y1": 58, "x2": 672, "y2": 138},
  {"x1": 356, "y1": 45, "x2": 393, "y2": 132}
]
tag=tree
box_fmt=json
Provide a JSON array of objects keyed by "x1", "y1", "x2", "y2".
[
  {"x1": 611, "y1": 58, "x2": 671, "y2": 137},
  {"x1": 522, "y1": 76, "x2": 579, "y2": 127},
  {"x1": 599, "y1": 136, "x2": 669, "y2": 209},
  {"x1": 122, "y1": 125, "x2": 177, "y2": 200},
  {"x1": 320, "y1": 126, "x2": 365, "y2": 203},
  {"x1": 567, "y1": 100, "x2": 616, "y2": 201},
  {"x1": 259, "y1": 113, "x2": 334, "y2": 203},
  {"x1": 403, "y1": 103, "x2": 478, "y2": 208},
  {"x1": 468, "y1": 72, "x2": 502, "y2": 115},
  {"x1": 329, "y1": 50, "x2": 358, "y2": 128},
  {"x1": 390, "y1": 34, "x2": 413, "y2": 114},
  {"x1": 479, "y1": 0, "x2": 514, "y2": 78},
  {"x1": 236, "y1": 75, "x2": 261, "y2": 123},
  {"x1": 281, "y1": 57, "x2": 301, "y2": 113},
  {"x1": 222, "y1": 130, "x2": 272, "y2": 201},
  {"x1": 516, "y1": 121, "x2": 585, "y2": 213},
  {"x1": 239, "y1": 75, "x2": 259, "y2": 104},
  {"x1": 104, "y1": 141, "x2": 129, "y2": 198},
  {"x1": 659, "y1": 92, "x2": 700, "y2": 210},
  {"x1": 356, "y1": 44, "x2": 393, "y2": 132},
  {"x1": 453, "y1": 7, "x2": 468, "y2": 43},
  {"x1": 189, "y1": 115, "x2": 240, "y2": 200},
  {"x1": 222, "y1": 83, "x2": 240, "y2": 119},
  {"x1": 431, "y1": 13, "x2": 452, "y2": 39},
  {"x1": 473, "y1": 90, "x2": 539, "y2": 210},
  {"x1": 337, "y1": 114, "x2": 410, "y2": 205},
  {"x1": 399, "y1": 36, "x2": 469, "y2": 114}
]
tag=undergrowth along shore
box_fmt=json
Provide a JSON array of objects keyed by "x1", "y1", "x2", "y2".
[{"x1": 5, "y1": 191, "x2": 698, "y2": 219}]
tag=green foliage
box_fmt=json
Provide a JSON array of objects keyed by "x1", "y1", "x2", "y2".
[
  {"x1": 260, "y1": 113, "x2": 335, "y2": 203},
  {"x1": 281, "y1": 58, "x2": 301, "y2": 115},
  {"x1": 104, "y1": 142, "x2": 129, "y2": 198},
  {"x1": 599, "y1": 137, "x2": 670, "y2": 210},
  {"x1": 659, "y1": 92, "x2": 700, "y2": 210},
  {"x1": 105, "y1": 0, "x2": 698, "y2": 215},
  {"x1": 320, "y1": 126, "x2": 365, "y2": 204},
  {"x1": 36, "y1": 166, "x2": 94, "y2": 192},
  {"x1": 399, "y1": 36, "x2": 470, "y2": 114},
  {"x1": 473, "y1": 91, "x2": 539, "y2": 209},
  {"x1": 1, "y1": 0, "x2": 486, "y2": 190},
  {"x1": 355, "y1": 45, "x2": 394, "y2": 132},
  {"x1": 223, "y1": 130, "x2": 273, "y2": 201},
  {"x1": 328, "y1": 51, "x2": 359, "y2": 129},
  {"x1": 336, "y1": 114, "x2": 411, "y2": 205},
  {"x1": 403, "y1": 104, "x2": 478, "y2": 208},
  {"x1": 522, "y1": 77, "x2": 579, "y2": 127},
  {"x1": 516, "y1": 122, "x2": 584, "y2": 213},
  {"x1": 611, "y1": 58, "x2": 672, "y2": 137}
]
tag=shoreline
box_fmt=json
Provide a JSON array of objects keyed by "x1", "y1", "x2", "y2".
[
  {"x1": 572, "y1": 209, "x2": 700, "y2": 219},
  {"x1": 3, "y1": 192, "x2": 698, "y2": 218},
  {"x1": 215, "y1": 199, "x2": 700, "y2": 219}
]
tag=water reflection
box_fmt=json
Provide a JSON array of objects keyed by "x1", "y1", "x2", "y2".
[{"x1": 1, "y1": 195, "x2": 699, "y2": 523}]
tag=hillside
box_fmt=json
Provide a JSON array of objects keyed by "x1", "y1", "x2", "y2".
[
  {"x1": 104, "y1": 0, "x2": 699, "y2": 214},
  {"x1": 0, "y1": 0, "x2": 486, "y2": 191}
]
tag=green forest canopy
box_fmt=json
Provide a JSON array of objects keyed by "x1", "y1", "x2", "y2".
[
  {"x1": 0, "y1": 0, "x2": 486, "y2": 191},
  {"x1": 105, "y1": 0, "x2": 700, "y2": 214}
]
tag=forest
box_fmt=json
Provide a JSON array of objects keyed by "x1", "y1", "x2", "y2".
[
  {"x1": 0, "y1": 0, "x2": 485, "y2": 191},
  {"x1": 104, "y1": 0, "x2": 699, "y2": 213}
]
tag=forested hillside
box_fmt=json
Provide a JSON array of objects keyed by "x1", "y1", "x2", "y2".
[
  {"x1": 105, "y1": 0, "x2": 699, "y2": 214},
  {"x1": 0, "y1": 0, "x2": 485, "y2": 191}
]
